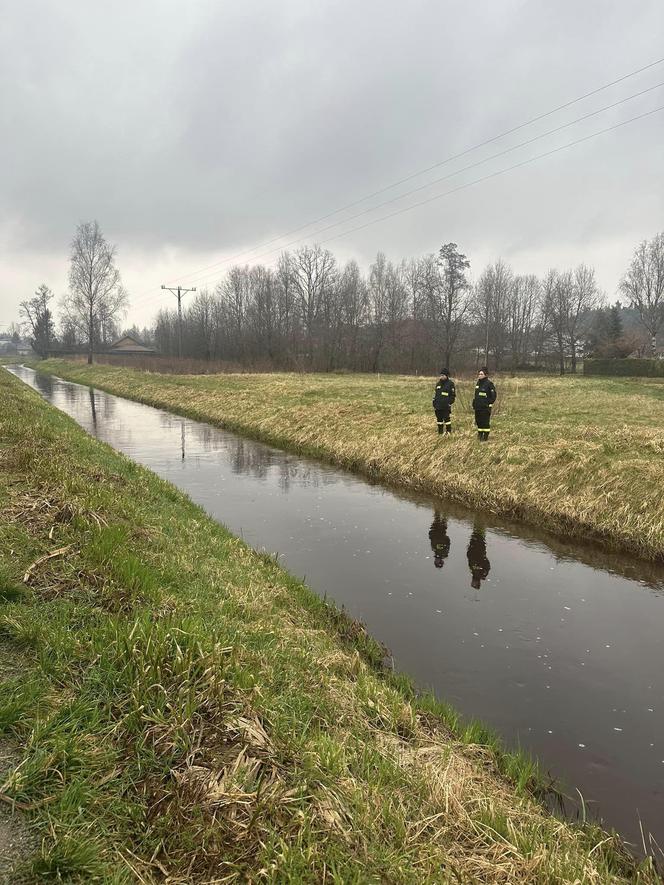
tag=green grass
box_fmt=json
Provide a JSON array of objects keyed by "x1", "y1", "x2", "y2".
[
  {"x1": 29, "y1": 359, "x2": 664, "y2": 561},
  {"x1": 0, "y1": 367, "x2": 659, "y2": 882}
]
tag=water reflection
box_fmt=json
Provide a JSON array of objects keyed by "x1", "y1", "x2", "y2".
[
  {"x1": 32, "y1": 370, "x2": 55, "y2": 398},
  {"x1": 428, "y1": 511, "x2": 451, "y2": 569},
  {"x1": 7, "y1": 365, "x2": 664, "y2": 855},
  {"x1": 467, "y1": 524, "x2": 491, "y2": 590},
  {"x1": 89, "y1": 388, "x2": 97, "y2": 428},
  {"x1": 156, "y1": 410, "x2": 338, "y2": 492}
]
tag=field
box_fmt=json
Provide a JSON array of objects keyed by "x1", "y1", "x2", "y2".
[
  {"x1": 1, "y1": 368, "x2": 660, "y2": 882},
  {"x1": 31, "y1": 359, "x2": 664, "y2": 561}
]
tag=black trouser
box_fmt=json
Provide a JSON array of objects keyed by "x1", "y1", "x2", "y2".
[
  {"x1": 474, "y1": 407, "x2": 491, "y2": 440},
  {"x1": 435, "y1": 408, "x2": 452, "y2": 433}
]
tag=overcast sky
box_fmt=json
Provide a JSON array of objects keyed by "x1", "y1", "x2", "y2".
[{"x1": 2, "y1": 0, "x2": 663, "y2": 332}]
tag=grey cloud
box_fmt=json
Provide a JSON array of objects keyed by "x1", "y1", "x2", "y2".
[{"x1": 1, "y1": 0, "x2": 663, "y2": 326}]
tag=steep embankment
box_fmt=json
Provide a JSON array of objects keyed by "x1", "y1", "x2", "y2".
[
  {"x1": 35, "y1": 360, "x2": 664, "y2": 560},
  {"x1": 0, "y1": 368, "x2": 659, "y2": 881}
]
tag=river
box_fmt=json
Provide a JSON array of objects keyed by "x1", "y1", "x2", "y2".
[{"x1": 7, "y1": 364, "x2": 664, "y2": 854}]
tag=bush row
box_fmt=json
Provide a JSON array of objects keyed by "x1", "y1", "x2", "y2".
[{"x1": 584, "y1": 358, "x2": 664, "y2": 377}]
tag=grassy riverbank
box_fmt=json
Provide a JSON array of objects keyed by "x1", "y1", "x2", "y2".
[
  {"x1": 0, "y1": 371, "x2": 658, "y2": 882},
  {"x1": 33, "y1": 359, "x2": 664, "y2": 561}
]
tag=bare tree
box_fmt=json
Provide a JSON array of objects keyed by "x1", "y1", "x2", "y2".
[
  {"x1": 544, "y1": 269, "x2": 574, "y2": 375},
  {"x1": 384, "y1": 261, "x2": 409, "y2": 369},
  {"x1": 59, "y1": 314, "x2": 80, "y2": 349},
  {"x1": 418, "y1": 253, "x2": 442, "y2": 365},
  {"x1": 221, "y1": 266, "x2": 250, "y2": 359},
  {"x1": 291, "y1": 245, "x2": 336, "y2": 365},
  {"x1": 568, "y1": 264, "x2": 599, "y2": 372},
  {"x1": 531, "y1": 279, "x2": 552, "y2": 368},
  {"x1": 337, "y1": 259, "x2": 367, "y2": 369},
  {"x1": 470, "y1": 261, "x2": 513, "y2": 369},
  {"x1": 541, "y1": 265, "x2": 600, "y2": 373},
  {"x1": 368, "y1": 252, "x2": 389, "y2": 372},
  {"x1": 490, "y1": 260, "x2": 512, "y2": 370},
  {"x1": 249, "y1": 266, "x2": 278, "y2": 361},
  {"x1": 275, "y1": 252, "x2": 297, "y2": 357},
  {"x1": 471, "y1": 264, "x2": 495, "y2": 367},
  {"x1": 620, "y1": 233, "x2": 664, "y2": 357},
  {"x1": 400, "y1": 258, "x2": 422, "y2": 372},
  {"x1": 190, "y1": 289, "x2": 218, "y2": 361},
  {"x1": 63, "y1": 221, "x2": 128, "y2": 363},
  {"x1": 437, "y1": 243, "x2": 470, "y2": 368},
  {"x1": 506, "y1": 275, "x2": 540, "y2": 368},
  {"x1": 20, "y1": 284, "x2": 55, "y2": 357}
]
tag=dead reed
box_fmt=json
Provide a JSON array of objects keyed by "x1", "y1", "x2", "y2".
[
  {"x1": 34, "y1": 359, "x2": 664, "y2": 561},
  {"x1": 0, "y1": 367, "x2": 659, "y2": 881}
]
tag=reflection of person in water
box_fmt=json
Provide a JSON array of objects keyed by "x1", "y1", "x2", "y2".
[
  {"x1": 428, "y1": 511, "x2": 451, "y2": 569},
  {"x1": 466, "y1": 525, "x2": 490, "y2": 589}
]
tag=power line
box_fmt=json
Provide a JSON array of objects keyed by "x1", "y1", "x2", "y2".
[
  {"x1": 178, "y1": 81, "x2": 664, "y2": 290},
  {"x1": 312, "y1": 105, "x2": 664, "y2": 251},
  {"x1": 131, "y1": 55, "x2": 664, "y2": 304},
  {"x1": 132, "y1": 95, "x2": 659, "y2": 318},
  {"x1": 132, "y1": 104, "x2": 663, "y2": 317},
  {"x1": 184, "y1": 103, "x2": 662, "y2": 292}
]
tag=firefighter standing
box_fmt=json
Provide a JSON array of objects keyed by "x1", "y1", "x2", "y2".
[
  {"x1": 432, "y1": 368, "x2": 456, "y2": 434},
  {"x1": 472, "y1": 367, "x2": 496, "y2": 441},
  {"x1": 428, "y1": 510, "x2": 451, "y2": 569}
]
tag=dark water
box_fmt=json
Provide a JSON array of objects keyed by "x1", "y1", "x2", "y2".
[{"x1": 8, "y1": 365, "x2": 664, "y2": 854}]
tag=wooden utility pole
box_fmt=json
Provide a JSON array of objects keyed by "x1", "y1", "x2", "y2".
[{"x1": 161, "y1": 284, "x2": 196, "y2": 359}]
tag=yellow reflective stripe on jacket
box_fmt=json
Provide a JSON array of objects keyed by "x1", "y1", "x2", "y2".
[{"x1": 478, "y1": 391, "x2": 487, "y2": 396}]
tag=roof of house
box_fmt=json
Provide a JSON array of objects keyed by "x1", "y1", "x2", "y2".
[{"x1": 110, "y1": 335, "x2": 156, "y2": 353}]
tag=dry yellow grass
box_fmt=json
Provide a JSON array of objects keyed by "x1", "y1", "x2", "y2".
[
  {"x1": 1, "y1": 367, "x2": 661, "y2": 881},
  {"x1": 36, "y1": 361, "x2": 664, "y2": 560}
]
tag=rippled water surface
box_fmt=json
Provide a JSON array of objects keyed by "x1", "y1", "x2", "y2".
[{"x1": 8, "y1": 365, "x2": 664, "y2": 852}]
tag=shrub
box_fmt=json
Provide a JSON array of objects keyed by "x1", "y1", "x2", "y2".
[{"x1": 584, "y1": 358, "x2": 664, "y2": 377}]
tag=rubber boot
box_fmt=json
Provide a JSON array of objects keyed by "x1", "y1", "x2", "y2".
[
  {"x1": 477, "y1": 431, "x2": 483, "y2": 441},
  {"x1": 437, "y1": 424, "x2": 444, "y2": 434},
  {"x1": 445, "y1": 423, "x2": 452, "y2": 434}
]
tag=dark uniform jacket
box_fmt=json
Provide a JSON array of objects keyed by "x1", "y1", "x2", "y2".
[
  {"x1": 432, "y1": 377, "x2": 456, "y2": 410},
  {"x1": 429, "y1": 514, "x2": 451, "y2": 559},
  {"x1": 472, "y1": 377, "x2": 496, "y2": 410},
  {"x1": 467, "y1": 530, "x2": 490, "y2": 584}
]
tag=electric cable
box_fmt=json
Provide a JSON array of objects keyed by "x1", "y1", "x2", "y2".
[
  {"x1": 181, "y1": 105, "x2": 664, "y2": 296},
  {"x1": 140, "y1": 56, "x2": 664, "y2": 297},
  {"x1": 180, "y1": 82, "x2": 663, "y2": 289}
]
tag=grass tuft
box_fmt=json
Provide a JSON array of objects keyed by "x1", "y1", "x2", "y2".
[
  {"x1": 0, "y1": 366, "x2": 660, "y2": 882},
  {"x1": 33, "y1": 359, "x2": 664, "y2": 560}
]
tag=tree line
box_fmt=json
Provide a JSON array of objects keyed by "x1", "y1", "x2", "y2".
[
  {"x1": 17, "y1": 222, "x2": 664, "y2": 374},
  {"x1": 151, "y1": 235, "x2": 663, "y2": 373}
]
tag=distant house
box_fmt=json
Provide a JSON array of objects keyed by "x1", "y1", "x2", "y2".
[
  {"x1": 0, "y1": 338, "x2": 34, "y2": 356},
  {"x1": 109, "y1": 335, "x2": 156, "y2": 355}
]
